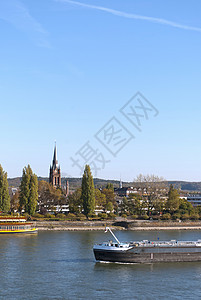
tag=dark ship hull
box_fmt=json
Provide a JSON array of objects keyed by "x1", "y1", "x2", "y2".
[
  {"x1": 93, "y1": 227, "x2": 201, "y2": 264},
  {"x1": 94, "y1": 247, "x2": 201, "y2": 263}
]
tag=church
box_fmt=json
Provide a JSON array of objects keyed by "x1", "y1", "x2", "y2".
[
  {"x1": 49, "y1": 143, "x2": 69, "y2": 196},
  {"x1": 49, "y1": 143, "x2": 61, "y2": 188}
]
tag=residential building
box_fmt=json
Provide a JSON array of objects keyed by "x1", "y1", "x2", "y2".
[{"x1": 187, "y1": 194, "x2": 201, "y2": 207}]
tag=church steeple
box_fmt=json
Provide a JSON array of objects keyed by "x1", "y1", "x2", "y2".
[
  {"x1": 119, "y1": 177, "x2": 123, "y2": 189},
  {"x1": 52, "y1": 142, "x2": 58, "y2": 169},
  {"x1": 49, "y1": 143, "x2": 61, "y2": 188}
]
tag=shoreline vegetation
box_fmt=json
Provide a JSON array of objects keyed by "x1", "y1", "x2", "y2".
[
  {"x1": 34, "y1": 220, "x2": 201, "y2": 231},
  {"x1": 2, "y1": 164, "x2": 201, "y2": 229}
]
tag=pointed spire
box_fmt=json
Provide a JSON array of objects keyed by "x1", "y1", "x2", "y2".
[
  {"x1": 49, "y1": 142, "x2": 61, "y2": 188},
  {"x1": 52, "y1": 142, "x2": 58, "y2": 169},
  {"x1": 119, "y1": 176, "x2": 122, "y2": 189}
]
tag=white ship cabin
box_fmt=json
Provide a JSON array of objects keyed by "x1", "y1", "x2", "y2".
[
  {"x1": 94, "y1": 241, "x2": 132, "y2": 251},
  {"x1": 94, "y1": 227, "x2": 132, "y2": 250},
  {"x1": 103, "y1": 241, "x2": 130, "y2": 248},
  {"x1": 0, "y1": 217, "x2": 26, "y2": 223}
]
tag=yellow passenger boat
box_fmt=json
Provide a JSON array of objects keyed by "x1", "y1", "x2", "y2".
[{"x1": 0, "y1": 217, "x2": 38, "y2": 234}]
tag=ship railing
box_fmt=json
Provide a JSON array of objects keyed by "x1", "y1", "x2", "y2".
[{"x1": 129, "y1": 240, "x2": 201, "y2": 247}]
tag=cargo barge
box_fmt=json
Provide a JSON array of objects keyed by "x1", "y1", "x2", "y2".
[
  {"x1": 0, "y1": 217, "x2": 38, "y2": 234},
  {"x1": 93, "y1": 227, "x2": 201, "y2": 263}
]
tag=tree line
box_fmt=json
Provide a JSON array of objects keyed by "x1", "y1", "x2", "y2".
[
  {"x1": 1, "y1": 163, "x2": 201, "y2": 221},
  {"x1": 0, "y1": 164, "x2": 39, "y2": 215},
  {"x1": 0, "y1": 163, "x2": 113, "y2": 218},
  {"x1": 67, "y1": 173, "x2": 201, "y2": 220},
  {"x1": 119, "y1": 185, "x2": 196, "y2": 220}
]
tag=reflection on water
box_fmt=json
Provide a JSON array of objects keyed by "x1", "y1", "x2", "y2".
[{"x1": 1, "y1": 230, "x2": 201, "y2": 299}]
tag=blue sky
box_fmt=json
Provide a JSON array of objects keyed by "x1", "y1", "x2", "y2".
[{"x1": 0, "y1": 0, "x2": 201, "y2": 181}]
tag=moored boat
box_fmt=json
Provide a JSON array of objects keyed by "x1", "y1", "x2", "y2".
[
  {"x1": 93, "y1": 227, "x2": 201, "y2": 263},
  {"x1": 0, "y1": 217, "x2": 38, "y2": 234}
]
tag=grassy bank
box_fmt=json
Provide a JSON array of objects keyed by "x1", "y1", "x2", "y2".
[{"x1": 34, "y1": 220, "x2": 201, "y2": 231}]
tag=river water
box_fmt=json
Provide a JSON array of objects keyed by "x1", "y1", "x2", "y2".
[{"x1": 1, "y1": 230, "x2": 201, "y2": 299}]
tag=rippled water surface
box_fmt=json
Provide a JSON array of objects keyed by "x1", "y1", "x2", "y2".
[{"x1": 1, "y1": 230, "x2": 201, "y2": 299}]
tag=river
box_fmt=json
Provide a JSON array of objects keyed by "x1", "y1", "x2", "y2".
[{"x1": 1, "y1": 230, "x2": 201, "y2": 299}]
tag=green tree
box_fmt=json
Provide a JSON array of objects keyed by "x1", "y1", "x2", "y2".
[
  {"x1": 152, "y1": 198, "x2": 165, "y2": 215},
  {"x1": 179, "y1": 198, "x2": 193, "y2": 215},
  {"x1": 38, "y1": 180, "x2": 65, "y2": 213},
  {"x1": 67, "y1": 188, "x2": 82, "y2": 214},
  {"x1": 81, "y1": 165, "x2": 95, "y2": 217},
  {"x1": 0, "y1": 164, "x2": 10, "y2": 212},
  {"x1": 19, "y1": 165, "x2": 31, "y2": 212},
  {"x1": 196, "y1": 205, "x2": 201, "y2": 217},
  {"x1": 120, "y1": 197, "x2": 129, "y2": 215},
  {"x1": 10, "y1": 190, "x2": 20, "y2": 212},
  {"x1": 95, "y1": 188, "x2": 106, "y2": 208},
  {"x1": 166, "y1": 184, "x2": 180, "y2": 214},
  {"x1": 106, "y1": 201, "x2": 113, "y2": 213},
  {"x1": 106, "y1": 183, "x2": 114, "y2": 192},
  {"x1": 128, "y1": 194, "x2": 142, "y2": 215},
  {"x1": 19, "y1": 165, "x2": 38, "y2": 215},
  {"x1": 29, "y1": 174, "x2": 38, "y2": 215},
  {"x1": 102, "y1": 188, "x2": 115, "y2": 204}
]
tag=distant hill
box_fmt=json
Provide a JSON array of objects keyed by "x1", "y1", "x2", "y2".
[
  {"x1": 7, "y1": 177, "x2": 201, "y2": 192},
  {"x1": 7, "y1": 177, "x2": 126, "y2": 190},
  {"x1": 168, "y1": 181, "x2": 201, "y2": 192}
]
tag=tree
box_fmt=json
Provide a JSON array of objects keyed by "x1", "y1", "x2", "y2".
[
  {"x1": 19, "y1": 165, "x2": 32, "y2": 213},
  {"x1": 10, "y1": 190, "x2": 20, "y2": 212},
  {"x1": 128, "y1": 193, "x2": 142, "y2": 215},
  {"x1": 134, "y1": 174, "x2": 168, "y2": 215},
  {"x1": 102, "y1": 188, "x2": 115, "y2": 204},
  {"x1": 38, "y1": 180, "x2": 65, "y2": 213},
  {"x1": 106, "y1": 183, "x2": 114, "y2": 192},
  {"x1": 120, "y1": 197, "x2": 129, "y2": 215},
  {"x1": 67, "y1": 188, "x2": 82, "y2": 214},
  {"x1": 134, "y1": 174, "x2": 167, "y2": 196},
  {"x1": 29, "y1": 174, "x2": 38, "y2": 215},
  {"x1": 166, "y1": 184, "x2": 180, "y2": 214},
  {"x1": 179, "y1": 198, "x2": 193, "y2": 215},
  {"x1": 19, "y1": 165, "x2": 38, "y2": 215},
  {"x1": 152, "y1": 198, "x2": 165, "y2": 214},
  {"x1": 95, "y1": 189, "x2": 106, "y2": 208},
  {"x1": 106, "y1": 201, "x2": 113, "y2": 213},
  {"x1": 196, "y1": 205, "x2": 201, "y2": 217},
  {"x1": 0, "y1": 164, "x2": 10, "y2": 212},
  {"x1": 81, "y1": 165, "x2": 95, "y2": 217}
]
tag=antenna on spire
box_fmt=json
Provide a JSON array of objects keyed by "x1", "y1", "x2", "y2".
[{"x1": 119, "y1": 174, "x2": 122, "y2": 189}]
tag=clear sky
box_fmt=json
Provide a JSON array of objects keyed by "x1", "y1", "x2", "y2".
[{"x1": 0, "y1": 0, "x2": 201, "y2": 182}]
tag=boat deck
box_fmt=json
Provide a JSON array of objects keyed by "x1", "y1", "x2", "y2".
[{"x1": 130, "y1": 240, "x2": 201, "y2": 248}]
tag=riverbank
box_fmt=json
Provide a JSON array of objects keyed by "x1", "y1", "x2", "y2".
[{"x1": 34, "y1": 220, "x2": 201, "y2": 231}]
